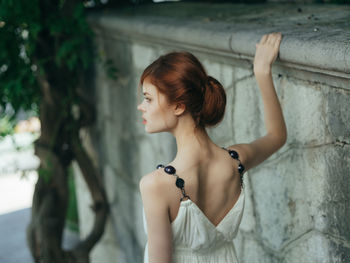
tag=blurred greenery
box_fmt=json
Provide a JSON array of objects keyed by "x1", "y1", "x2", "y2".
[
  {"x1": 66, "y1": 165, "x2": 79, "y2": 233},
  {"x1": 0, "y1": 114, "x2": 15, "y2": 137},
  {"x1": 0, "y1": 0, "x2": 101, "y2": 126}
]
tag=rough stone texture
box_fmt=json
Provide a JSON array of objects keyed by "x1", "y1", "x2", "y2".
[
  {"x1": 73, "y1": 3, "x2": 350, "y2": 263},
  {"x1": 282, "y1": 231, "x2": 331, "y2": 263},
  {"x1": 89, "y1": 3, "x2": 350, "y2": 82}
]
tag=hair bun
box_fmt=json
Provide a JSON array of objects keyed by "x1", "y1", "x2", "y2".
[{"x1": 199, "y1": 75, "x2": 226, "y2": 127}]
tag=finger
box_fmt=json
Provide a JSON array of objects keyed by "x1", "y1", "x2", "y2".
[
  {"x1": 272, "y1": 33, "x2": 282, "y2": 46},
  {"x1": 274, "y1": 33, "x2": 282, "y2": 47},
  {"x1": 275, "y1": 32, "x2": 282, "y2": 40},
  {"x1": 274, "y1": 32, "x2": 282, "y2": 43},
  {"x1": 273, "y1": 42, "x2": 281, "y2": 52},
  {"x1": 274, "y1": 36, "x2": 282, "y2": 48},
  {"x1": 267, "y1": 33, "x2": 277, "y2": 45},
  {"x1": 260, "y1": 34, "x2": 268, "y2": 44}
]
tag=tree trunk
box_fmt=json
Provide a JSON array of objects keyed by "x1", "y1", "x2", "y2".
[{"x1": 27, "y1": 77, "x2": 109, "y2": 262}]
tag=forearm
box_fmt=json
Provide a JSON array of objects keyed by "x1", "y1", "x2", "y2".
[{"x1": 255, "y1": 71, "x2": 287, "y2": 143}]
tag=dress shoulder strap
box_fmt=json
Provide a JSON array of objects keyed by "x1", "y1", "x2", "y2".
[
  {"x1": 222, "y1": 147, "x2": 245, "y2": 188},
  {"x1": 156, "y1": 147, "x2": 245, "y2": 201},
  {"x1": 156, "y1": 164, "x2": 191, "y2": 202}
]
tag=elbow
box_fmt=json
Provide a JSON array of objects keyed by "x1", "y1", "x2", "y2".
[
  {"x1": 279, "y1": 135, "x2": 287, "y2": 148},
  {"x1": 268, "y1": 130, "x2": 287, "y2": 149},
  {"x1": 281, "y1": 126, "x2": 288, "y2": 146},
  {"x1": 274, "y1": 123, "x2": 287, "y2": 148},
  {"x1": 276, "y1": 130, "x2": 287, "y2": 148}
]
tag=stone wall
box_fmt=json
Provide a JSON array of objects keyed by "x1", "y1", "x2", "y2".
[{"x1": 73, "y1": 3, "x2": 350, "y2": 263}]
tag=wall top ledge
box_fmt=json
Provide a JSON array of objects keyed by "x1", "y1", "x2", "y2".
[{"x1": 88, "y1": 3, "x2": 350, "y2": 77}]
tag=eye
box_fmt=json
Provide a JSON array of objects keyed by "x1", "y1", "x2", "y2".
[{"x1": 145, "y1": 97, "x2": 151, "y2": 102}]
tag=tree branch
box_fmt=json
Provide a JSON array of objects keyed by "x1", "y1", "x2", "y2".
[{"x1": 70, "y1": 127, "x2": 109, "y2": 256}]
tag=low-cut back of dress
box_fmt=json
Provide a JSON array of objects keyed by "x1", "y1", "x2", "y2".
[{"x1": 142, "y1": 147, "x2": 245, "y2": 263}]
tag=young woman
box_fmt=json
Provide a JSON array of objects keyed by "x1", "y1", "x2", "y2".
[{"x1": 138, "y1": 32, "x2": 286, "y2": 263}]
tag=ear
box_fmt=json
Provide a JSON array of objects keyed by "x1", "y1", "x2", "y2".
[{"x1": 173, "y1": 103, "x2": 186, "y2": 116}]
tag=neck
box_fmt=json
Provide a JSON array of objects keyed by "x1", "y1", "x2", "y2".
[{"x1": 170, "y1": 116, "x2": 215, "y2": 164}]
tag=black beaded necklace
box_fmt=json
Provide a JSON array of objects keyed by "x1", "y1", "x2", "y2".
[{"x1": 156, "y1": 147, "x2": 245, "y2": 202}]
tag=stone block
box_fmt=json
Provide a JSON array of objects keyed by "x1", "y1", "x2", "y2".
[
  {"x1": 109, "y1": 171, "x2": 141, "y2": 262},
  {"x1": 322, "y1": 145, "x2": 350, "y2": 242},
  {"x1": 326, "y1": 88, "x2": 350, "y2": 141},
  {"x1": 103, "y1": 38, "x2": 133, "y2": 76},
  {"x1": 201, "y1": 59, "x2": 221, "y2": 82},
  {"x1": 103, "y1": 164, "x2": 118, "y2": 205},
  {"x1": 104, "y1": 120, "x2": 123, "y2": 169},
  {"x1": 233, "y1": 76, "x2": 264, "y2": 143},
  {"x1": 239, "y1": 173, "x2": 256, "y2": 232},
  {"x1": 137, "y1": 132, "x2": 175, "y2": 177},
  {"x1": 98, "y1": 82, "x2": 111, "y2": 118},
  {"x1": 328, "y1": 237, "x2": 350, "y2": 263},
  {"x1": 282, "y1": 231, "x2": 330, "y2": 263},
  {"x1": 207, "y1": 85, "x2": 235, "y2": 146},
  {"x1": 233, "y1": 67, "x2": 253, "y2": 83},
  {"x1": 90, "y1": 239, "x2": 126, "y2": 263},
  {"x1": 131, "y1": 43, "x2": 157, "y2": 71},
  {"x1": 242, "y1": 236, "x2": 279, "y2": 263},
  {"x1": 282, "y1": 78, "x2": 328, "y2": 145},
  {"x1": 145, "y1": 132, "x2": 176, "y2": 166},
  {"x1": 138, "y1": 137, "x2": 162, "y2": 175},
  {"x1": 134, "y1": 190, "x2": 147, "y2": 248},
  {"x1": 90, "y1": 218, "x2": 123, "y2": 263},
  {"x1": 220, "y1": 63, "x2": 234, "y2": 89},
  {"x1": 250, "y1": 147, "x2": 328, "y2": 251}
]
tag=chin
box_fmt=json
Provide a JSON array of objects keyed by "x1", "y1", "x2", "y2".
[{"x1": 145, "y1": 126, "x2": 168, "y2": 134}]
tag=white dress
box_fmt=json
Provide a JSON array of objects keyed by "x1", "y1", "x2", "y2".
[
  {"x1": 142, "y1": 189, "x2": 245, "y2": 263},
  {"x1": 142, "y1": 147, "x2": 245, "y2": 262}
]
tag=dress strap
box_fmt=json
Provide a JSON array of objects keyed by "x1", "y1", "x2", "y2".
[
  {"x1": 156, "y1": 164, "x2": 191, "y2": 202},
  {"x1": 222, "y1": 147, "x2": 245, "y2": 188}
]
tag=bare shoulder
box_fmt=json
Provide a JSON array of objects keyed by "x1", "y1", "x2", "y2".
[
  {"x1": 139, "y1": 169, "x2": 164, "y2": 194},
  {"x1": 139, "y1": 169, "x2": 172, "y2": 205}
]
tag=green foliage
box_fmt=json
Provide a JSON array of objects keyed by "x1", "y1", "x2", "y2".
[
  {"x1": 0, "y1": 0, "x2": 41, "y2": 115},
  {"x1": 0, "y1": 114, "x2": 15, "y2": 137},
  {"x1": 0, "y1": 0, "x2": 95, "y2": 120}
]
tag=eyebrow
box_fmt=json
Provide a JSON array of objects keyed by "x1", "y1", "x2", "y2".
[{"x1": 143, "y1": 92, "x2": 151, "y2": 96}]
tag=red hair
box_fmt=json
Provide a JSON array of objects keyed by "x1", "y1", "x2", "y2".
[{"x1": 139, "y1": 51, "x2": 226, "y2": 128}]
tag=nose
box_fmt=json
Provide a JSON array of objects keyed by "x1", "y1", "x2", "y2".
[{"x1": 137, "y1": 102, "x2": 144, "y2": 112}]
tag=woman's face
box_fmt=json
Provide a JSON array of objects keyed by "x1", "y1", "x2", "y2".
[{"x1": 137, "y1": 77, "x2": 178, "y2": 133}]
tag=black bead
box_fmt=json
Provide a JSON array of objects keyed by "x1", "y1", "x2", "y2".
[
  {"x1": 228, "y1": 150, "x2": 239, "y2": 159},
  {"x1": 164, "y1": 165, "x2": 176, "y2": 175},
  {"x1": 175, "y1": 178, "x2": 184, "y2": 189},
  {"x1": 238, "y1": 164, "x2": 245, "y2": 174},
  {"x1": 156, "y1": 164, "x2": 165, "y2": 169}
]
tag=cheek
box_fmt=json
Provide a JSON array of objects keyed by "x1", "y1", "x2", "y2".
[{"x1": 148, "y1": 106, "x2": 175, "y2": 127}]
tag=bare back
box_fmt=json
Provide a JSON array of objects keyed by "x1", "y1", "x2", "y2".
[{"x1": 160, "y1": 145, "x2": 243, "y2": 227}]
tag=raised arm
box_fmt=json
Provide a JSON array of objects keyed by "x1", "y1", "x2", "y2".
[{"x1": 229, "y1": 32, "x2": 287, "y2": 172}]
